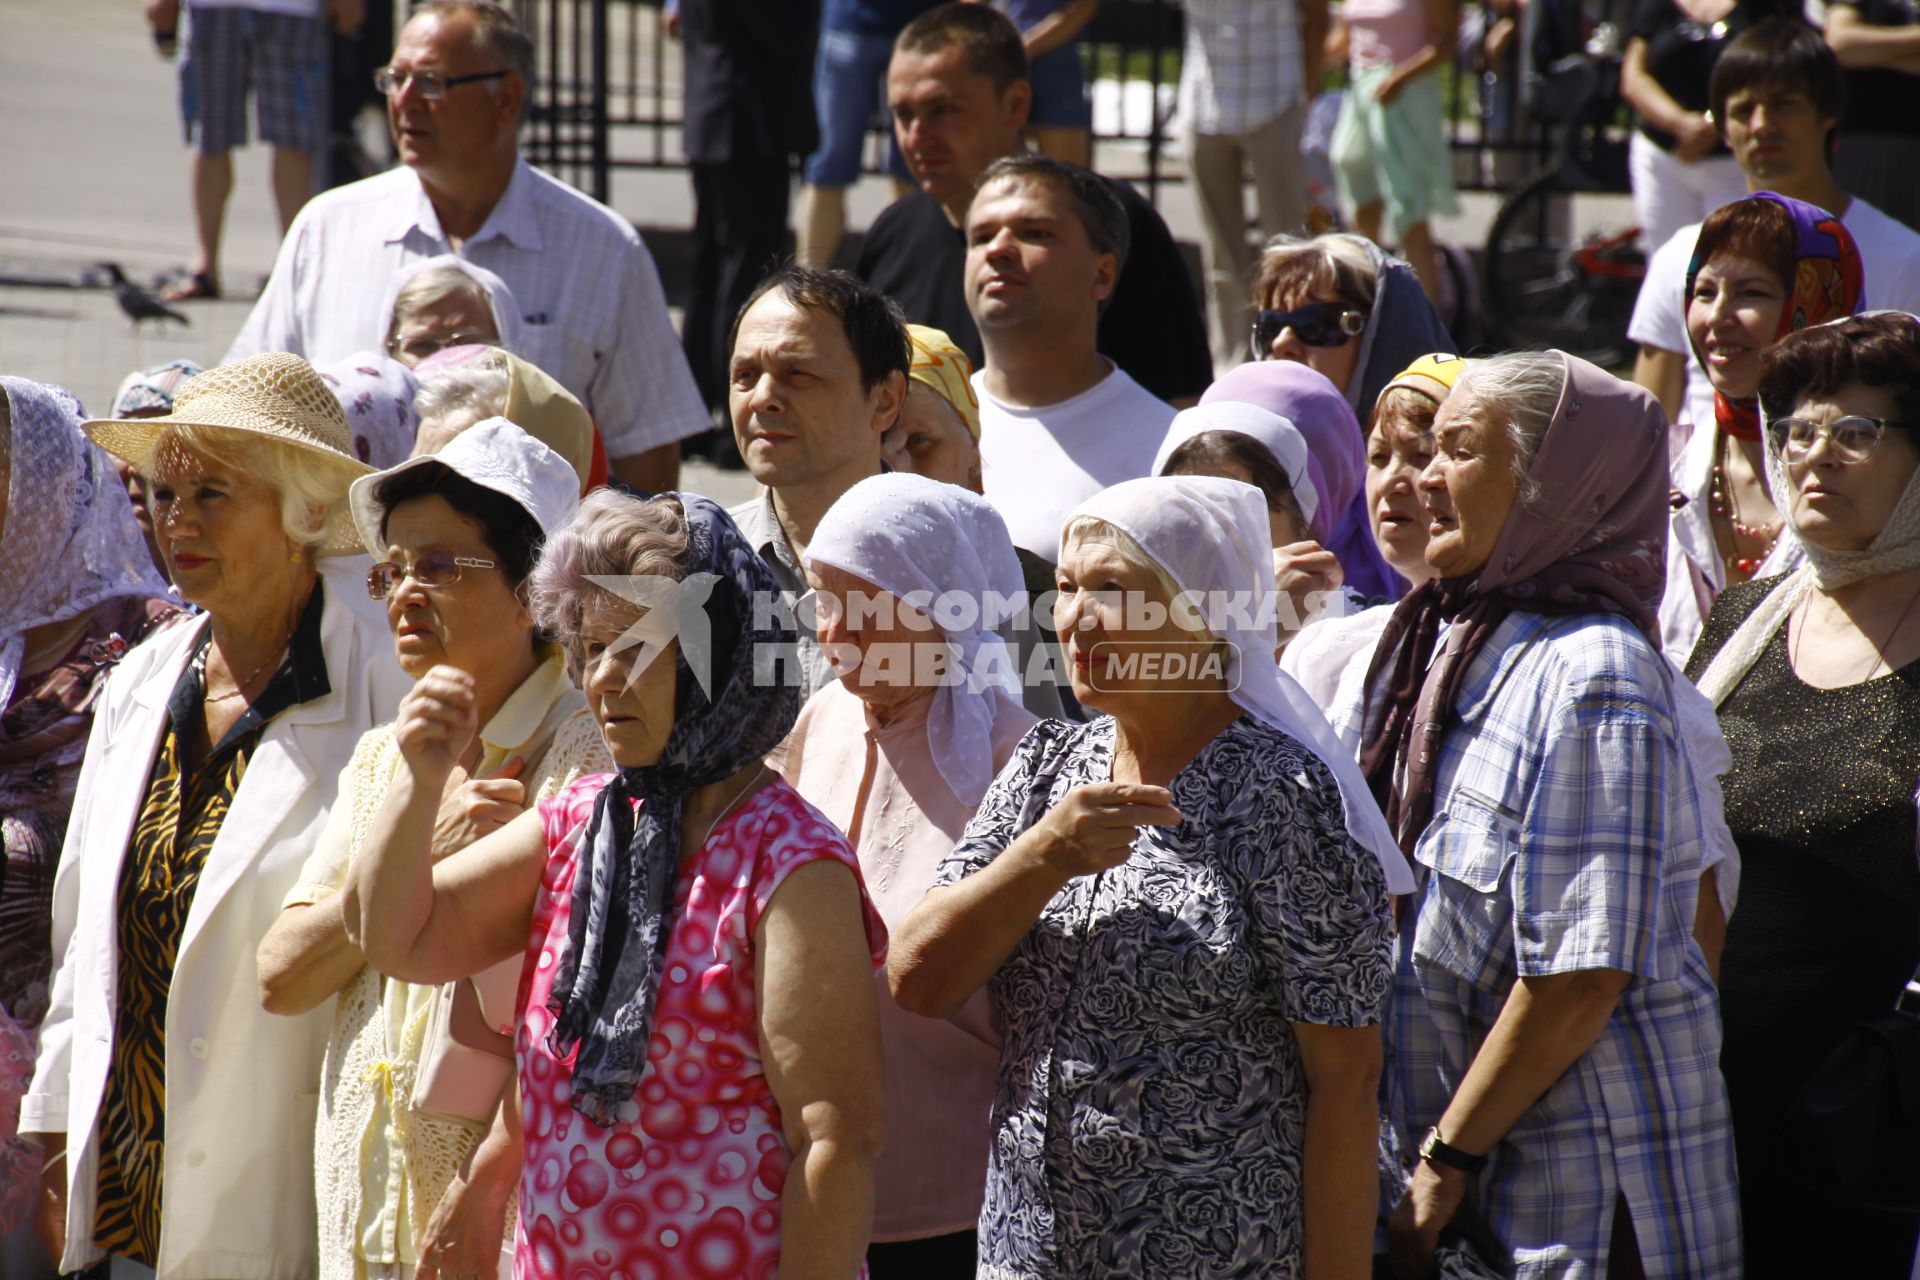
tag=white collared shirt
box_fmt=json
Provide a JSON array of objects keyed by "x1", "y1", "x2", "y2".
[{"x1": 227, "y1": 159, "x2": 709, "y2": 458}]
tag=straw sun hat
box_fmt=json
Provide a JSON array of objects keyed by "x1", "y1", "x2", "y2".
[{"x1": 83, "y1": 352, "x2": 375, "y2": 554}]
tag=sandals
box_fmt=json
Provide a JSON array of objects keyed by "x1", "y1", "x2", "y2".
[{"x1": 159, "y1": 271, "x2": 220, "y2": 303}]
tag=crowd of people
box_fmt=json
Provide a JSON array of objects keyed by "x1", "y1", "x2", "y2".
[{"x1": 6, "y1": 1, "x2": 1920, "y2": 1278}]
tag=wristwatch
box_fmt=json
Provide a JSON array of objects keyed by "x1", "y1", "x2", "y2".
[{"x1": 1418, "y1": 1126, "x2": 1489, "y2": 1174}]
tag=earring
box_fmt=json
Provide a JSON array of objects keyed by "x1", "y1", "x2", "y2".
[{"x1": 290, "y1": 545, "x2": 304, "y2": 564}]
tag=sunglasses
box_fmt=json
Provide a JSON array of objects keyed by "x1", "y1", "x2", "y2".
[
  {"x1": 1251, "y1": 302, "x2": 1367, "y2": 357},
  {"x1": 1767, "y1": 414, "x2": 1902, "y2": 465},
  {"x1": 367, "y1": 551, "x2": 499, "y2": 600}
]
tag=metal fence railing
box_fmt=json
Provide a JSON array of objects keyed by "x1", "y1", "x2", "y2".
[{"x1": 512, "y1": 0, "x2": 1575, "y2": 211}]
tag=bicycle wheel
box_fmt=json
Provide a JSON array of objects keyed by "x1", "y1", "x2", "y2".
[{"x1": 1482, "y1": 166, "x2": 1645, "y2": 369}]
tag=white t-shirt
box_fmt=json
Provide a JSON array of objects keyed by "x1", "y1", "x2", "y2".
[
  {"x1": 1626, "y1": 195, "x2": 1920, "y2": 433},
  {"x1": 975, "y1": 363, "x2": 1178, "y2": 560}
]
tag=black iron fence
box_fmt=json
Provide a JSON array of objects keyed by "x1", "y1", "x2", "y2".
[{"x1": 512, "y1": 0, "x2": 1586, "y2": 210}]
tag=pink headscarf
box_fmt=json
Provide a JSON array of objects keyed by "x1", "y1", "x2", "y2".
[
  {"x1": 1359, "y1": 352, "x2": 1669, "y2": 857},
  {"x1": 1201, "y1": 361, "x2": 1403, "y2": 601}
]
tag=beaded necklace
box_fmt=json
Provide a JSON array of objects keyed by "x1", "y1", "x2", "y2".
[{"x1": 1711, "y1": 431, "x2": 1782, "y2": 579}]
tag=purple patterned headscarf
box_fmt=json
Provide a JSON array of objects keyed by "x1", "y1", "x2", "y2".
[
  {"x1": 316, "y1": 352, "x2": 420, "y2": 469},
  {"x1": 1201, "y1": 360, "x2": 1404, "y2": 601}
]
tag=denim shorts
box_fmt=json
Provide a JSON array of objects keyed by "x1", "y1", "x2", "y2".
[
  {"x1": 178, "y1": 4, "x2": 329, "y2": 155},
  {"x1": 1026, "y1": 40, "x2": 1091, "y2": 129},
  {"x1": 803, "y1": 26, "x2": 912, "y2": 187}
]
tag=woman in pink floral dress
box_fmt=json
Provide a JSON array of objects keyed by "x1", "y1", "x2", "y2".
[{"x1": 342, "y1": 490, "x2": 888, "y2": 1280}]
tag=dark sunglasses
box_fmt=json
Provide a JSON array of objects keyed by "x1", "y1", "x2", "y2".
[
  {"x1": 1251, "y1": 302, "x2": 1367, "y2": 357},
  {"x1": 367, "y1": 551, "x2": 499, "y2": 600}
]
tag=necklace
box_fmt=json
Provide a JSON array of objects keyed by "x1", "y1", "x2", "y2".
[
  {"x1": 199, "y1": 635, "x2": 292, "y2": 705},
  {"x1": 689, "y1": 765, "x2": 768, "y2": 852},
  {"x1": 1791, "y1": 578, "x2": 1920, "y2": 684},
  {"x1": 1712, "y1": 433, "x2": 1783, "y2": 579}
]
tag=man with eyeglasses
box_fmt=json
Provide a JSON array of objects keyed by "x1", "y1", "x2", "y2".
[
  {"x1": 228, "y1": 0, "x2": 707, "y2": 495},
  {"x1": 147, "y1": 0, "x2": 366, "y2": 305}
]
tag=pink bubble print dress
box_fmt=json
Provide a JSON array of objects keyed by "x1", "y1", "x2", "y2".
[{"x1": 515, "y1": 773, "x2": 887, "y2": 1279}]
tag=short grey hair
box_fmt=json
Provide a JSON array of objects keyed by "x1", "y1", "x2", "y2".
[
  {"x1": 1452, "y1": 352, "x2": 1566, "y2": 509},
  {"x1": 411, "y1": 1, "x2": 536, "y2": 123},
  {"x1": 388, "y1": 263, "x2": 497, "y2": 341},
  {"x1": 529, "y1": 490, "x2": 688, "y2": 654},
  {"x1": 413, "y1": 352, "x2": 511, "y2": 439}
]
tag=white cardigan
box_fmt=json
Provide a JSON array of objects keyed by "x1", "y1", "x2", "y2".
[{"x1": 21, "y1": 581, "x2": 410, "y2": 1280}]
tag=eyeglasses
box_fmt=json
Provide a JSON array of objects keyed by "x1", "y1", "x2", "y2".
[
  {"x1": 1767, "y1": 414, "x2": 1902, "y2": 464},
  {"x1": 1251, "y1": 302, "x2": 1367, "y2": 358},
  {"x1": 367, "y1": 551, "x2": 499, "y2": 600},
  {"x1": 373, "y1": 66, "x2": 511, "y2": 100},
  {"x1": 387, "y1": 331, "x2": 493, "y2": 361}
]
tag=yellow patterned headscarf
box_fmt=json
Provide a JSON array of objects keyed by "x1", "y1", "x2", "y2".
[
  {"x1": 1377, "y1": 352, "x2": 1470, "y2": 410},
  {"x1": 906, "y1": 324, "x2": 981, "y2": 441}
]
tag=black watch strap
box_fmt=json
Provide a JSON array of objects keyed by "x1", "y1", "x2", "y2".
[{"x1": 1419, "y1": 1125, "x2": 1489, "y2": 1174}]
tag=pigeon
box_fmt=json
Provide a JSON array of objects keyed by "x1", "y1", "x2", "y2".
[{"x1": 102, "y1": 263, "x2": 189, "y2": 331}]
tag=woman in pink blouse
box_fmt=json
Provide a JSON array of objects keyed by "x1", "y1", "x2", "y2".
[
  {"x1": 776, "y1": 472, "x2": 1038, "y2": 1279},
  {"x1": 342, "y1": 490, "x2": 887, "y2": 1280}
]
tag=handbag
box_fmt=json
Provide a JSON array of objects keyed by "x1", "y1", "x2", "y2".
[
  {"x1": 1776, "y1": 969, "x2": 1920, "y2": 1214},
  {"x1": 410, "y1": 956, "x2": 522, "y2": 1124}
]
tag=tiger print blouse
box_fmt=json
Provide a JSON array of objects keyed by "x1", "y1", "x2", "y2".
[{"x1": 91, "y1": 587, "x2": 329, "y2": 1265}]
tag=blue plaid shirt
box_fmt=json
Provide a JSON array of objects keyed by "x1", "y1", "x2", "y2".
[{"x1": 1351, "y1": 611, "x2": 1742, "y2": 1278}]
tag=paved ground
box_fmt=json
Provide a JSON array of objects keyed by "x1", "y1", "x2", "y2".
[{"x1": 0, "y1": 0, "x2": 1632, "y2": 508}]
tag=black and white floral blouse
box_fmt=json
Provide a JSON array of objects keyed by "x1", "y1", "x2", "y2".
[{"x1": 932, "y1": 715, "x2": 1396, "y2": 1279}]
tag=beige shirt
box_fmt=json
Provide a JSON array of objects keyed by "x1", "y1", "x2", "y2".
[
  {"x1": 286, "y1": 650, "x2": 610, "y2": 1279},
  {"x1": 774, "y1": 679, "x2": 1036, "y2": 1241}
]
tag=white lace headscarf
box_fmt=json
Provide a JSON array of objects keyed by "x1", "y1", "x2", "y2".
[
  {"x1": 0, "y1": 377, "x2": 172, "y2": 708},
  {"x1": 806, "y1": 472, "x2": 1026, "y2": 807},
  {"x1": 1695, "y1": 311, "x2": 1920, "y2": 705},
  {"x1": 1066, "y1": 475, "x2": 1416, "y2": 894}
]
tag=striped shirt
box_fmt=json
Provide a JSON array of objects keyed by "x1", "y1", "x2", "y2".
[
  {"x1": 226, "y1": 159, "x2": 708, "y2": 458},
  {"x1": 1372, "y1": 611, "x2": 1742, "y2": 1278},
  {"x1": 1178, "y1": 0, "x2": 1304, "y2": 135}
]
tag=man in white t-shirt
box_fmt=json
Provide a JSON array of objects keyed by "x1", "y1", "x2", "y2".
[
  {"x1": 147, "y1": 0, "x2": 363, "y2": 304},
  {"x1": 966, "y1": 154, "x2": 1178, "y2": 560},
  {"x1": 1629, "y1": 20, "x2": 1920, "y2": 431}
]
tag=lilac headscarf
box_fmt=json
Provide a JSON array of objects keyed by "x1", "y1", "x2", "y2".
[
  {"x1": 1201, "y1": 361, "x2": 1404, "y2": 601},
  {"x1": 316, "y1": 352, "x2": 420, "y2": 469}
]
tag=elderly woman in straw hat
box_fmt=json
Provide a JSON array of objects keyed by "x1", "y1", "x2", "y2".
[{"x1": 20, "y1": 353, "x2": 410, "y2": 1280}]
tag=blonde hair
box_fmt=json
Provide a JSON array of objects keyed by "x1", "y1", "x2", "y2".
[
  {"x1": 389, "y1": 264, "x2": 499, "y2": 341},
  {"x1": 148, "y1": 425, "x2": 346, "y2": 550},
  {"x1": 1059, "y1": 516, "x2": 1210, "y2": 636}
]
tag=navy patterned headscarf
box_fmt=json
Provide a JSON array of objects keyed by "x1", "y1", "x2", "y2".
[{"x1": 545, "y1": 492, "x2": 800, "y2": 1127}]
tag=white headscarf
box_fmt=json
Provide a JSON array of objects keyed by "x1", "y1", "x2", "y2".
[
  {"x1": 1066, "y1": 475, "x2": 1415, "y2": 894},
  {"x1": 806, "y1": 473, "x2": 1026, "y2": 808},
  {"x1": 1696, "y1": 312, "x2": 1920, "y2": 706},
  {"x1": 1152, "y1": 400, "x2": 1321, "y2": 529},
  {"x1": 377, "y1": 255, "x2": 527, "y2": 354},
  {"x1": 0, "y1": 377, "x2": 172, "y2": 709}
]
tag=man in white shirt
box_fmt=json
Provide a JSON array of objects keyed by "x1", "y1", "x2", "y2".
[
  {"x1": 966, "y1": 154, "x2": 1178, "y2": 560},
  {"x1": 1629, "y1": 20, "x2": 1920, "y2": 433},
  {"x1": 227, "y1": 0, "x2": 706, "y2": 493}
]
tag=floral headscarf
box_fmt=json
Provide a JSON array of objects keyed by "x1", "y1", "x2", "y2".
[
  {"x1": 111, "y1": 359, "x2": 202, "y2": 419},
  {"x1": 545, "y1": 493, "x2": 801, "y2": 1126},
  {"x1": 316, "y1": 352, "x2": 420, "y2": 469},
  {"x1": 0, "y1": 378, "x2": 171, "y2": 710},
  {"x1": 1685, "y1": 191, "x2": 1865, "y2": 442}
]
